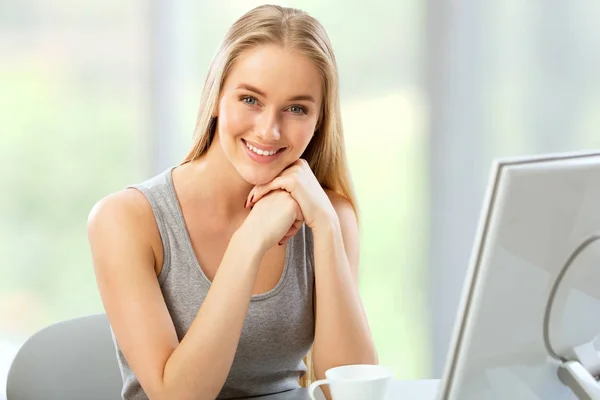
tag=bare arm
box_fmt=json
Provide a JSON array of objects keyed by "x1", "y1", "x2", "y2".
[
  {"x1": 241, "y1": 162, "x2": 378, "y2": 391},
  {"x1": 88, "y1": 190, "x2": 266, "y2": 400},
  {"x1": 312, "y1": 192, "x2": 378, "y2": 383}
]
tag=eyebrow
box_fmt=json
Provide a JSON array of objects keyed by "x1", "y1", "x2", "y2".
[{"x1": 235, "y1": 83, "x2": 316, "y2": 103}]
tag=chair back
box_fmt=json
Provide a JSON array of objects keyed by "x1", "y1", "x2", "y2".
[{"x1": 6, "y1": 314, "x2": 122, "y2": 400}]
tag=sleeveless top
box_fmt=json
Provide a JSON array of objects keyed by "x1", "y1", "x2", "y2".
[{"x1": 110, "y1": 166, "x2": 315, "y2": 399}]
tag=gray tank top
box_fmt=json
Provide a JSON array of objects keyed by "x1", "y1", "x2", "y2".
[{"x1": 111, "y1": 166, "x2": 315, "y2": 399}]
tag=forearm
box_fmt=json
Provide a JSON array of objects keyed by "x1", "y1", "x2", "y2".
[
  {"x1": 312, "y1": 219, "x2": 378, "y2": 374},
  {"x1": 161, "y1": 228, "x2": 263, "y2": 400}
]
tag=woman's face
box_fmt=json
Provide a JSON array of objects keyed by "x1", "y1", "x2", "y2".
[{"x1": 214, "y1": 44, "x2": 323, "y2": 186}]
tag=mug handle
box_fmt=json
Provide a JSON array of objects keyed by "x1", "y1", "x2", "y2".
[{"x1": 308, "y1": 379, "x2": 330, "y2": 400}]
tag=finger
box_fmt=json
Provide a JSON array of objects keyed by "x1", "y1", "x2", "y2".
[
  {"x1": 279, "y1": 231, "x2": 299, "y2": 246},
  {"x1": 294, "y1": 201, "x2": 304, "y2": 221},
  {"x1": 278, "y1": 218, "x2": 303, "y2": 245},
  {"x1": 251, "y1": 180, "x2": 282, "y2": 205},
  {"x1": 294, "y1": 216, "x2": 304, "y2": 227},
  {"x1": 279, "y1": 230, "x2": 299, "y2": 246},
  {"x1": 245, "y1": 187, "x2": 255, "y2": 208},
  {"x1": 278, "y1": 219, "x2": 303, "y2": 246},
  {"x1": 282, "y1": 220, "x2": 302, "y2": 239},
  {"x1": 251, "y1": 176, "x2": 293, "y2": 205}
]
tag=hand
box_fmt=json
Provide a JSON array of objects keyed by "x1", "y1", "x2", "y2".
[
  {"x1": 245, "y1": 159, "x2": 337, "y2": 237},
  {"x1": 241, "y1": 190, "x2": 303, "y2": 252}
]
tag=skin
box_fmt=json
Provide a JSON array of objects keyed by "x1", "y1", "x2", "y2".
[{"x1": 87, "y1": 44, "x2": 377, "y2": 400}]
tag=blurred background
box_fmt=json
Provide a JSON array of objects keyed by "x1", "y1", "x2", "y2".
[{"x1": 1, "y1": 0, "x2": 599, "y2": 397}]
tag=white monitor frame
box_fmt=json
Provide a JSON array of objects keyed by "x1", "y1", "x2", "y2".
[{"x1": 438, "y1": 150, "x2": 600, "y2": 400}]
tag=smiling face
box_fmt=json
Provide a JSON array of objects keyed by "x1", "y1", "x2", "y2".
[{"x1": 213, "y1": 44, "x2": 323, "y2": 186}]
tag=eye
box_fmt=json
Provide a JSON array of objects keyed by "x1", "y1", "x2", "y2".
[
  {"x1": 241, "y1": 96, "x2": 258, "y2": 106},
  {"x1": 289, "y1": 105, "x2": 307, "y2": 115}
]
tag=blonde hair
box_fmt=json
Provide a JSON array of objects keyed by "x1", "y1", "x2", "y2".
[{"x1": 182, "y1": 4, "x2": 358, "y2": 216}]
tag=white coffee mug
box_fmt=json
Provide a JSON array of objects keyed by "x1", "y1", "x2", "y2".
[{"x1": 308, "y1": 364, "x2": 393, "y2": 400}]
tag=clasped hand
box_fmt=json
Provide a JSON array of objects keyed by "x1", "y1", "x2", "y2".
[{"x1": 243, "y1": 159, "x2": 337, "y2": 248}]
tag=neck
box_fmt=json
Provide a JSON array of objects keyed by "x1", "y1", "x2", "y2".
[{"x1": 179, "y1": 136, "x2": 254, "y2": 221}]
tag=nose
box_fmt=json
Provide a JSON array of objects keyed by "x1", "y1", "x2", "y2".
[{"x1": 255, "y1": 109, "x2": 281, "y2": 142}]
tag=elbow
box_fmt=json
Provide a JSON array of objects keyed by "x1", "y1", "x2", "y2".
[
  {"x1": 155, "y1": 378, "x2": 221, "y2": 400},
  {"x1": 149, "y1": 387, "x2": 215, "y2": 400},
  {"x1": 145, "y1": 388, "x2": 167, "y2": 400},
  {"x1": 361, "y1": 345, "x2": 379, "y2": 365},
  {"x1": 354, "y1": 337, "x2": 378, "y2": 366},
  {"x1": 144, "y1": 381, "x2": 173, "y2": 400},
  {"x1": 142, "y1": 370, "x2": 170, "y2": 400},
  {"x1": 370, "y1": 348, "x2": 379, "y2": 365}
]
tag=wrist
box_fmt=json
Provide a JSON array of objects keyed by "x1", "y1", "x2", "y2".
[
  {"x1": 311, "y1": 212, "x2": 340, "y2": 238},
  {"x1": 233, "y1": 223, "x2": 268, "y2": 257}
]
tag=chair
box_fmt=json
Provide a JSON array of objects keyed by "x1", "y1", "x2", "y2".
[
  {"x1": 6, "y1": 314, "x2": 123, "y2": 400},
  {"x1": 6, "y1": 313, "x2": 316, "y2": 399}
]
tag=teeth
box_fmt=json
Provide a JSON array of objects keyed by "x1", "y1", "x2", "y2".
[{"x1": 244, "y1": 140, "x2": 280, "y2": 156}]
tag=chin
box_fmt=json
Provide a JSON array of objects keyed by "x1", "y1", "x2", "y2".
[{"x1": 238, "y1": 168, "x2": 279, "y2": 186}]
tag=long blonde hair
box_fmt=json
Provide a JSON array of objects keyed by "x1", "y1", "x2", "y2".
[{"x1": 182, "y1": 4, "x2": 358, "y2": 216}]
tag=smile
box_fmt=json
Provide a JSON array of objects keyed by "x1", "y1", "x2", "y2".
[
  {"x1": 243, "y1": 139, "x2": 284, "y2": 156},
  {"x1": 242, "y1": 139, "x2": 286, "y2": 164}
]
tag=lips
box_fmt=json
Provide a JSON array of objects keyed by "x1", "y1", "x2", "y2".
[
  {"x1": 242, "y1": 139, "x2": 285, "y2": 155},
  {"x1": 242, "y1": 138, "x2": 287, "y2": 164}
]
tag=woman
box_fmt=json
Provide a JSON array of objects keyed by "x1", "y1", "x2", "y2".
[{"x1": 88, "y1": 4, "x2": 377, "y2": 400}]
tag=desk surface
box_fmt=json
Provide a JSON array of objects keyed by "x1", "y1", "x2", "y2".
[{"x1": 252, "y1": 379, "x2": 440, "y2": 399}]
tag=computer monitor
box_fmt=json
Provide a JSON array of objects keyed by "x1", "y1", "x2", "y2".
[{"x1": 437, "y1": 150, "x2": 600, "y2": 400}]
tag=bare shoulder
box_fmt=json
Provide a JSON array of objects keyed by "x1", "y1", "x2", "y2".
[
  {"x1": 87, "y1": 188, "x2": 178, "y2": 398},
  {"x1": 88, "y1": 188, "x2": 154, "y2": 237},
  {"x1": 87, "y1": 188, "x2": 159, "y2": 272}
]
